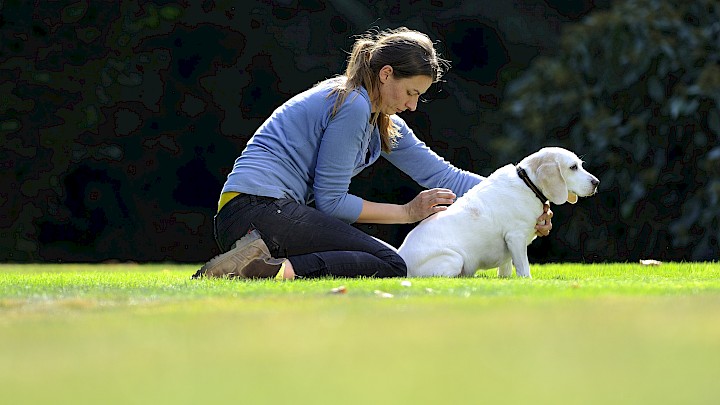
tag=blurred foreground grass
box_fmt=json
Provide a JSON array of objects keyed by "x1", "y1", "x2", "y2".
[{"x1": 1, "y1": 262, "x2": 719, "y2": 405}]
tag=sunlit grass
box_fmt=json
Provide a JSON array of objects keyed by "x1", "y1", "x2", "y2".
[{"x1": 1, "y1": 262, "x2": 719, "y2": 405}]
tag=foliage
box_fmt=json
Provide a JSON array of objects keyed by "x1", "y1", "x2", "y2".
[{"x1": 500, "y1": 0, "x2": 720, "y2": 260}]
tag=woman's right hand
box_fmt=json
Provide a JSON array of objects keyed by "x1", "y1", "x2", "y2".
[{"x1": 404, "y1": 188, "x2": 456, "y2": 223}]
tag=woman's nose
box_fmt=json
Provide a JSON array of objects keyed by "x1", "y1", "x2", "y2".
[{"x1": 406, "y1": 98, "x2": 418, "y2": 111}]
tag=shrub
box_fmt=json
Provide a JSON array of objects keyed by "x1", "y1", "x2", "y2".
[{"x1": 500, "y1": 0, "x2": 720, "y2": 260}]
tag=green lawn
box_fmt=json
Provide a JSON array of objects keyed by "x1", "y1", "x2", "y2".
[{"x1": 1, "y1": 262, "x2": 719, "y2": 405}]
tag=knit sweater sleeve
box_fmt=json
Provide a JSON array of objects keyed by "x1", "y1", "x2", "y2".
[
  {"x1": 312, "y1": 95, "x2": 369, "y2": 223},
  {"x1": 382, "y1": 116, "x2": 485, "y2": 197}
]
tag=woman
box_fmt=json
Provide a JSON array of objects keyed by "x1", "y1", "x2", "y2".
[{"x1": 193, "y1": 27, "x2": 553, "y2": 280}]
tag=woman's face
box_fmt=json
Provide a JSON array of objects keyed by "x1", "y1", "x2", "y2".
[{"x1": 375, "y1": 65, "x2": 433, "y2": 115}]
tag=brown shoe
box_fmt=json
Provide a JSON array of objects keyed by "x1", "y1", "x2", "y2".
[
  {"x1": 241, "y1": 257, "x2": 285, "y2": 279},
  {"x1": 192, "y1": 230, "x2": 281, "y2": 279}
]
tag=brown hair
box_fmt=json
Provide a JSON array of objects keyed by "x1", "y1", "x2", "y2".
[{"x1": 329, "y1": 27, "x2": 449, "y2": 152}]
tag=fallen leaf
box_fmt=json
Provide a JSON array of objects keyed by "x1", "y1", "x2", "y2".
[
  {"x1": 374, "y1": 290, "x2": 394, "y2": 298},
  {"x1": 329, "y1": 285, "x2": 347, "y2": 294}
]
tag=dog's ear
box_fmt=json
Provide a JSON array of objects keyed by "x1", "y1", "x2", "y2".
[{"x1": 537, "y1": 162, "x2": 568, "y2": 205}]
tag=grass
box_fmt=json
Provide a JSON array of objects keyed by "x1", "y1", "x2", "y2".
[{"x1": 1, "y1": 262, "x2": 719, "y2": 404}]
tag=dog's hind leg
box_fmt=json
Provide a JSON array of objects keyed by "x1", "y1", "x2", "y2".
[
  {"x1": 497, "y1": 261, "x2": 513, "y2": 278},
  {"x1": 412, "y1": 251, "x2": 463, "y2": 277}
]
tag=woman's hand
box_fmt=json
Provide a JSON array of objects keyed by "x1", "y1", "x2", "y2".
[
  {"x1": 404, "y1": 188, "x2": 456, "y2": 223},
  {"x1": 535, "y1": 204, "x2": 553, "y2": 237}
]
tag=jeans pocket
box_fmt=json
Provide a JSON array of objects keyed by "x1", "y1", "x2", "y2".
[
  {"x1": 215, "y1": 195, "x2": 265, "y2": 251},
  {"x1": 270, "y1": 198, "x2": 301, "y2": 221}
]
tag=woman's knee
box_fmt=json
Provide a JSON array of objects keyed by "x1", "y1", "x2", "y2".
[{"x1": 383, "y1": 253, "x2": 407, "y2": 277}]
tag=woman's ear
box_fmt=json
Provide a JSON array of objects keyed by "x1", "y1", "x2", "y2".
[{"x1": 379, "y1": 65, "x2": 393, "y2": 83}]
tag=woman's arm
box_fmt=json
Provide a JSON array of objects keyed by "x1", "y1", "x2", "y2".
[
  {"x1": 382, "y1": 116, "x2": 484, "y2": 197},
  {"x1": 312, "y1": 95, "x2": 370, "y2": 223},
  {"x1": 356, "y1": 188, "x2": 457, "y2": 224}
]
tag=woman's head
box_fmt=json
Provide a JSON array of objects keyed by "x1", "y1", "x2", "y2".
[
  {"x1": 331, "y1": 27, "x2": 449, "y2": 151},
  {"x1": 366, "y1": 28, "x2": 446, "y2": 80},
  {"x1": 366, "y1": 28, "x2": 446, "y2": 81}
]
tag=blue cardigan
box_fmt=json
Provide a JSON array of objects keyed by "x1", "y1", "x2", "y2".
[{"x1": 222, "y1": 77, "x2": 484, "y2": 223}]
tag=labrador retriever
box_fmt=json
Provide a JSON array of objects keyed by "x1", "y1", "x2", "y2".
[{"x1": 398, "y1": 147, "x2": 599, "y2": 278}]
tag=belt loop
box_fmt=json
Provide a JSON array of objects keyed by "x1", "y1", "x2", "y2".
[{"x1": 249, "y1": 194, "x2": 257, "y2": 204}]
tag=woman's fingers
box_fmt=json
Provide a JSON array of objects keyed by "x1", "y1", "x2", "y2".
[
  {"x1": 430, "y1": 189, "x2": 456, "y2": 207},
  {"x1": 535, "y1": 205, "x2": 553, "y2": 237},
  {"x1": 408, "y1": 189, "x2": 457, "y2": 222}
]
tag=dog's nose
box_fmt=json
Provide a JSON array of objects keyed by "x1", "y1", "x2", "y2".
[{"x1": 591, "y1": 178, "x2": 599, "y2": 187}]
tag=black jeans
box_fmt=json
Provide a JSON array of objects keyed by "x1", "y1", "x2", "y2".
[{"x1": 213, "y1": 194, "x2": 407, "y2": 278}]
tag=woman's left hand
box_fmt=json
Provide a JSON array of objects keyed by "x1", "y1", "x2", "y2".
[
  {"x1": 404, "y1": 188, "x2": 456, "y2": 223},
  {"x1": 535, "y1": 204, "x2": 553, "y2": 237}
]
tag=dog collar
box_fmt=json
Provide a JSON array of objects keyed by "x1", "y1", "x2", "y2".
[{"x1": 516, "y1": 166, "x2": 549, "y2": 205}]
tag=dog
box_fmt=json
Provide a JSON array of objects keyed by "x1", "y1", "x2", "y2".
[{"x1": 397, "y1": 147, "x2": 599, "y2": 278}]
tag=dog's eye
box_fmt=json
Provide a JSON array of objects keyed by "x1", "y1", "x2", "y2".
[{"x1": 570, "y1": 164, "x2": 578, "y2": 171}]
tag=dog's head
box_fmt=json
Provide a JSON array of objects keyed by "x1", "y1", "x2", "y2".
[{"x1": 520, "y1": 147, "x2": 599, "y2": 205}]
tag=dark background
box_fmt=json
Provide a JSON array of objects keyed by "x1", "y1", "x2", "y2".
[{"x1": 2, "y1": 0, "x2": 717, "y2": 264}]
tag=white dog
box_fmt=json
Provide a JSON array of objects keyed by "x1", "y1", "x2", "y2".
[{"x1": 398, "y1": 147, "x2": 599, "y2": 278}]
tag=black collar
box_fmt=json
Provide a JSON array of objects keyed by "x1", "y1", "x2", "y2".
[{"x1": 516, "y1": 166, "x2": 549, "y2": 205}]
